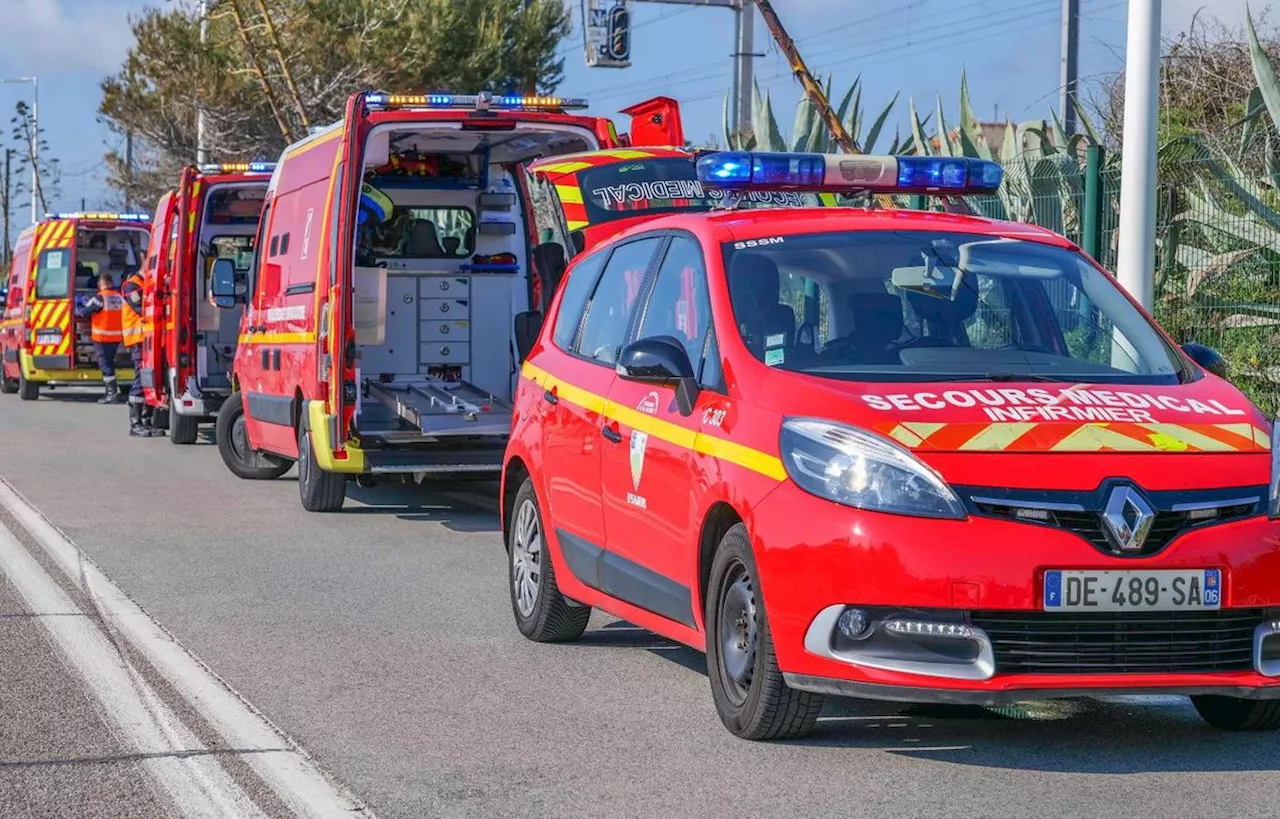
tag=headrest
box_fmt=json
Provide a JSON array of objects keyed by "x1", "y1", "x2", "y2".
[
  {"x1": 903, "y1": 279, "x2": 979, "y2": 325},
  {"x1": 729, "y1": 254, "x2": 780, "y2": 304},
  {"x1": 848, "y1": 292, "x2": 904, "y2": 346}
]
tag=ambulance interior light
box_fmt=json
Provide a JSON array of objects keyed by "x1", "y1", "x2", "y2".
[
  {"x1": 364, "y1": 92, "x2": 588, "y2": 112},
  {"x1": 694, "y1": 152, "x2": 1003, "y2": 195}
]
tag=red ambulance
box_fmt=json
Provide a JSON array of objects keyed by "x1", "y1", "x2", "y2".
[
  {"x1": 502, "y1": 150, "x2": 1280, "y2": 740},
  {"x1": 208, "y1": 91, "x2": 683, "y2": 511},
  {"x1": 1, "y1": 212, "x2": 151, "y2": 399},
  {"x1": 139, "y1": 162, "x2": 273, "y2": 443}
]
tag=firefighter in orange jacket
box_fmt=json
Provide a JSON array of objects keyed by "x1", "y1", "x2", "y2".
[
  {"x1": 120, "y1": 269, "x2": 160, "y2": 437},
  {"x1": 77, "y1": 273, "x2": 125, "y2": 404}
]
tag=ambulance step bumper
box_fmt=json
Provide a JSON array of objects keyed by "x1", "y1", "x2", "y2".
[{"x1": 362, "y1": 444, "x2": 505, "y2": 475}]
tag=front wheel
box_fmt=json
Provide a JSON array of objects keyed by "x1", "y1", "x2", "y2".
[
  {"x1": 0, "y1": 373, "x2": 16, "y2": 395},
  {"x1": 705, "y1": 523, "x2": 823, "y2": 741},
  {"x1": 1191, "y1": 695, "x2": 1280, "y2": 731},
  {"x1": 297, "y1": 425, "x2": 346, "y2": 512},
  {"x1": 169, "y1": 410, "x2": 200, "y2": 445},
  {"x1": 508, "y1": 478, "x2": 590, "y2": 642},
  {"x1": 215, "y1": 391, "x2": 293, "y2": 479}
]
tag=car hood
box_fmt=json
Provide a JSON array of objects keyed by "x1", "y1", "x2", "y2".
[{"x1": 780, "y1": 375, "x2": 1272, "y2": 454}]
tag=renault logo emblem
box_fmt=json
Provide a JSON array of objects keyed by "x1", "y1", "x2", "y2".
[{"x1": 1101, "y1": 485, "x2": 1156, "y2": 553}]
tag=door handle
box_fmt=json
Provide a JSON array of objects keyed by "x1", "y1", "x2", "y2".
[
  {"x1": 601, "y1": 424, "x2": 622, "y2": 444},
  {"x1": 543, "y1": 389, "x2": 558, "y2": 405}
]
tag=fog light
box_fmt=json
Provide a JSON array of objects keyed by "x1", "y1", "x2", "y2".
[
  {"x1": 836, "y1": 607, "x2": 869, "y2": 640},
  {"x1": 883, "y1": 619, "x2": 974, "y2": 639}
]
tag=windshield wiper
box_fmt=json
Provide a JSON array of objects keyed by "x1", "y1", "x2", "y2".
[{"x1": 923, "y1": 373, "x2": 1072, "y2": 383}]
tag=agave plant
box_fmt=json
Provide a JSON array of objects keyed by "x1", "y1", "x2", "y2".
[{"x1": 722, "y1": 74, "x2": 906, "y2": 155}]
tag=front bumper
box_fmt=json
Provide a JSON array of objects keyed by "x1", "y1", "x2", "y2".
[{"x1": 751, "y1": 481, "x2": 1280, "y2": 700}]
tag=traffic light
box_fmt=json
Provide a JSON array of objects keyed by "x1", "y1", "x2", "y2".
[{"x1": 607, "y1": 1, "x2": 629, "y2": 62}]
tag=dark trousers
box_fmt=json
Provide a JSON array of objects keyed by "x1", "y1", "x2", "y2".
[
  {"x1": 128, "y1": 345, "x2": 144, "y2": 403},
  {"x1": 94, "y1": 342, "x2": 118, "y2": 379}
]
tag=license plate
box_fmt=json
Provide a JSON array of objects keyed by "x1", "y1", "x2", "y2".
[
  {"x1": 35, "y1": 331, "x2": 60, "y2": 346},
  {"x1": 1043, "y1": 569, "x2": 1221, "y2": 611}
]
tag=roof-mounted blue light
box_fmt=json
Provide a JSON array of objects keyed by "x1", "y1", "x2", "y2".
[
  {"x1": 694, "y1": 152, "x2": 1004, "y2": 195},
  {"x1": 365, "y1": 92, "x2": 588, "y2": 112},
  {"x1": 197, "y1": 161, "x2": 276, "y2": 175},
  {"x1": 46, "y1": 211, "x2": 152, "y2": 222}
]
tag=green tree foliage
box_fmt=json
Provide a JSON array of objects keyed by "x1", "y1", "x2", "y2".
[{"x1": 99, "y1": 0, "x2": 571, "y2": 209}]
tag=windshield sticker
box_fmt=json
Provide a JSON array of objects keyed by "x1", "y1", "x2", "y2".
[
  {"x1": 860, "y1": 387, "x2": 1248, "y2": 425},
  {"x1": 764, "y1": 348, "x2": 785, "y2": 367},
  {"x1": 765, "y1": 333, "x2": 786, "y2": 348},
  {"x1": 734, "y1": 237, "x2": 785, "y2": 249}
]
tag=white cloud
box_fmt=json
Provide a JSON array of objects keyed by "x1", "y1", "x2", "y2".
[{"x1": 0, "y1": 0, "x2": 149, "y2": 75}]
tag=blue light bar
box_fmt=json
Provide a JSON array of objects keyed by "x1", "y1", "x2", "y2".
[
  {"x1": 694, "y1": 152, "x2": 1004, "y2": 195},
  {"x1": 46, "y1": 211, "x2": 152, "y2": 222},
  {"x1": 364, "y1": 92, "x2": 588, "y2": 112},
  {"x1": 197, "y1": 161, "x2": 276, "y2": 175}
]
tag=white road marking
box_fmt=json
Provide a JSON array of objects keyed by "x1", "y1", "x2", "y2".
[
  {"x1": 0, "y1": 517, "x2": 270, "y2": 818},
  {"x1": 0, "y1": 478, "x2": 374, "y2": 818}
]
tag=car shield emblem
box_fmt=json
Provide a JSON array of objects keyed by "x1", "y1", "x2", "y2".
[
  {"x1": 630, "y1": 430, "x2": 648, "y2": 491},
  {"x1": 1101, "y1": 485, "x2": 1155, "y2": 553}
]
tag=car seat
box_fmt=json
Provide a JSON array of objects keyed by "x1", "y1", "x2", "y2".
[
  {"x1": 842, "y1": 291, "x2": 905, "y2": 364},
  {"x1": 405, "y1": 220, "x2": 444, "y2": 257},
  {"x1": 728, "y1": 254, "x2": 796, "y2": 360},
  {"x1": 903, "y1": 278, "x2": 980, "y2": 346}
]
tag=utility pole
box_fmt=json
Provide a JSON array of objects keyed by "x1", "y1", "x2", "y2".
[
  {"x1": 125, "y1": 130, "x2": 134, "y2": 212},
  {"x1": 1060, "y1": 0, "x2": 1080, "y2": 136},
  {"x1": 2, "y1": 149, "x2": 10, "y2": 266},
  {"x1": 1116, "y1": 0, "x2": 1161, "y2": 309},
  {"x1": 732, "y1": 0, "x2": 756, "y2": 136},
  {"x1": 198, "y1": 0, "x2": 210, "y2": 165}
]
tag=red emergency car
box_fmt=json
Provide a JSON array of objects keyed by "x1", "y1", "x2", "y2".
[
  {"x1": 1, "y1": 212, "x2": 151, "y2": 399},
  {"x1": 502, "y1": 150, "x2": 1280, "y2": 740},
  {"x1": 139, "y1": 162, "x2": 273, "y2": 443},
  {"x1": 208, "y1": 91, "x2": 684, "y2": 512}
]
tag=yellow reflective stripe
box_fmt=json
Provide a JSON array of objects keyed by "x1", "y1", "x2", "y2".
[
  {"x1": 537, "y1": 161, "x2": 593, "y2": 174},
  {"x1": 284, "y1": 127, "x2": 342, "y2": 161},
  {"x1": 555, "y1": 184, "x2": 583, "y2": 205},
  {"x1": 239, "y1": 332, "x2": 316, "y2": 345},
  {"x1": 521, "y1": 361, "x2": 784, "y2": 480},
  {"x1": 566, "y1": 218, "x2": 589, "y2": 230}
]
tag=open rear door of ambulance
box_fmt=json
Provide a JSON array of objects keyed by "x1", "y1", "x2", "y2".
[
  {"x1": 323, "y1": 93, "x2": 370, "y2": 464},
  {"x1": 26, "y1": 221, "x2": 76, "y2": 372},
  {"x1": 141, "y1": 190, "x2": 179, "y2": 405},
  {"x1": 171, "y1": 166, "x2": 202, "y2": 402},
  {"x1": 620, "y1": 97, "x2": 684, "y2": 147}
]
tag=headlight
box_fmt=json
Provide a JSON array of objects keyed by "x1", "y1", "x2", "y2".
[
  {"x1": 779, "y1": 418, "x2": 967, "y2": 520},
  {"x1": 1269, "y1": 416, "x2": 1280, "y2": 519}
]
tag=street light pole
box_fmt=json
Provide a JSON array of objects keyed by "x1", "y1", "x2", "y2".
[
  {"x1": 197, "y1": 0, "x2": 210, "y2": 165},
  {"x1": 1116, "y1": 0, "x2": 1161, "y2": 309},
  {"x1": 0, "y1": 77, "x2": 39, "y2": 224}
]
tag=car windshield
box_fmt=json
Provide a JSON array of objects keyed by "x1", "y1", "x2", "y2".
[
  {"x1": 576, "y1": 158, "x2": 820, "y2": 225},
  {"x1": 722, "y1": 229, "x2": 1189, "y2": 385}
]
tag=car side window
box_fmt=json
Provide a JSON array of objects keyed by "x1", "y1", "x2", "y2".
[
  {"x1": 551, "y1": 251, "x2": 606, "y2": 353},
  {"x1": 636, "y1": 236, "x2": 711, "y2": 373},
  {"x1": 247, "y1": 202, "x2": 272, "y2": 305},
  {"x1": 576, "y1": 236, "x2": 661, "y2": 366}
]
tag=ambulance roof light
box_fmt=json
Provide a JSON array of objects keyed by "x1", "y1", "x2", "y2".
[
  {"x1": 45, "y1": 211, "x2": 152, "y2": 222},
  {"x1": 197, "y1": 161, "x2": 276, "y2": 174},
  {"x1": 694, "y1": 152, "x2": 1004, "y2": 196},
  {"x1": 364, "y1": 92, "x2": 588, "y2": 112}
]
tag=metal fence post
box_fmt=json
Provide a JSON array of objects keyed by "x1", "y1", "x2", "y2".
[{"x1": 1082, "y1": 144, "x2": 1103, "y2": 261}]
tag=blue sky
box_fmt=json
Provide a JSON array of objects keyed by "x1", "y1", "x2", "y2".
[{"x1": 0, "y1": 0, "x2": 1257, "y2": 222}]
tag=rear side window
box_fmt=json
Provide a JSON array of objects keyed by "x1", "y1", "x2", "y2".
[
  {"x1": 551, "y1": 252, "x2": 606, "y2": 352},
  {"x1": 35, "y1": 249, "x2": 71, "y2": 299},
  {"x1": 576, "y1": 237, "x2": 661, "y2": 365}
]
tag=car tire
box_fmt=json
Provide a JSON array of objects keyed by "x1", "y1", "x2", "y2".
[
  {"x1": 170, "y1": 411, "x2": 200, "y2": 445},
  {"x1": 152, "y1": 407, "x2": 169, "y2": 433},
  {"x1": 705, "y1": 523, "x2": 823, "y2": 741},
  {"x1": 215, "y1": 391, "x2": 293, "y2": 480},
  {"x1": 508, "y1": 478, "x2": 590, "y2": 642},
  {"x1": 1191, "y1": 695, "x2": 1280, "y2": 731},
  {"x1": 18, "y1": 370, "x2": 37, "y2": 401},
  {"x1": 0, "y1": 374, "x2": 16, "y2": 394},
  {"x1": 297, "y1": 425, "x2": 346, "y2": 512}
]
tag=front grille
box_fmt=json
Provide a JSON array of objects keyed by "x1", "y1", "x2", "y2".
[
  {"x1": 972, "y1": 609, "x2": 1265, "y2": 675},
  {"x1": 971, "y1": 498, "x2": 1257, "y2": 557}
]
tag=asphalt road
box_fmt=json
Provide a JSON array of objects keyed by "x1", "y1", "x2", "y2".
[{"x1": 2, "y1": 389, "x2": 1280, "y2": 819}]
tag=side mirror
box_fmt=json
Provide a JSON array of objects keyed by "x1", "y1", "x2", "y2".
[
  {"x1": 209, "y1": 258, "x2": 241, "y2": 308},
  {"x1": 1182, "y1": 342, "x2": 1228, "y2": 379},
  {"x1": 513, "y1": 310, "x2": 543, "y2": 363},
  {"x1": 617, "y1": 336, "x2": 700, "y2": 417},
  {"x1": 569, "y1": 229, "x2": 586, "y2": 256}
]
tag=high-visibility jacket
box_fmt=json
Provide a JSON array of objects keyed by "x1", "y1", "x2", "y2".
[
  {"x1": 121, "y1": 273, "x2": 145, "y2": 347},
  {"x1": 85, "y1": 287, "x2": 124, "y2": 343}
]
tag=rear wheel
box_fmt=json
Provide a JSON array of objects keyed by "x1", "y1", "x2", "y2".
[
  {"x1": 0, "y1": 372, "x2": 16, "y2": 394},
  {"x1": 1191, "y1": 695, "x2": 1280, "y2": 731},
  {"x1": 18, "y1": 370, "x2": 37, "y2": 401},
  {"x1": 706, "y1": 523, "x2": 823, "y2": 741},
  {"x1": 215, "y1": 391, "x2": 293, "y2": 479},
  {"x1": 169, "y1": 410, "x2": 200, "y2": 445},
  {"x1": 297, "y1": 425, "x2": 346, "y2": 512},
  {"x1": 508, "y1": 478, "x2": 590, "y2": 642}
]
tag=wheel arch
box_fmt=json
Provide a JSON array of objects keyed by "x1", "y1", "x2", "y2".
[
  {"x1": 502, "y1": 456, "x2": 531, "y2": 550},
  {"x1": 696, "y1": 501, "x2": 746, "y2": 624}
]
